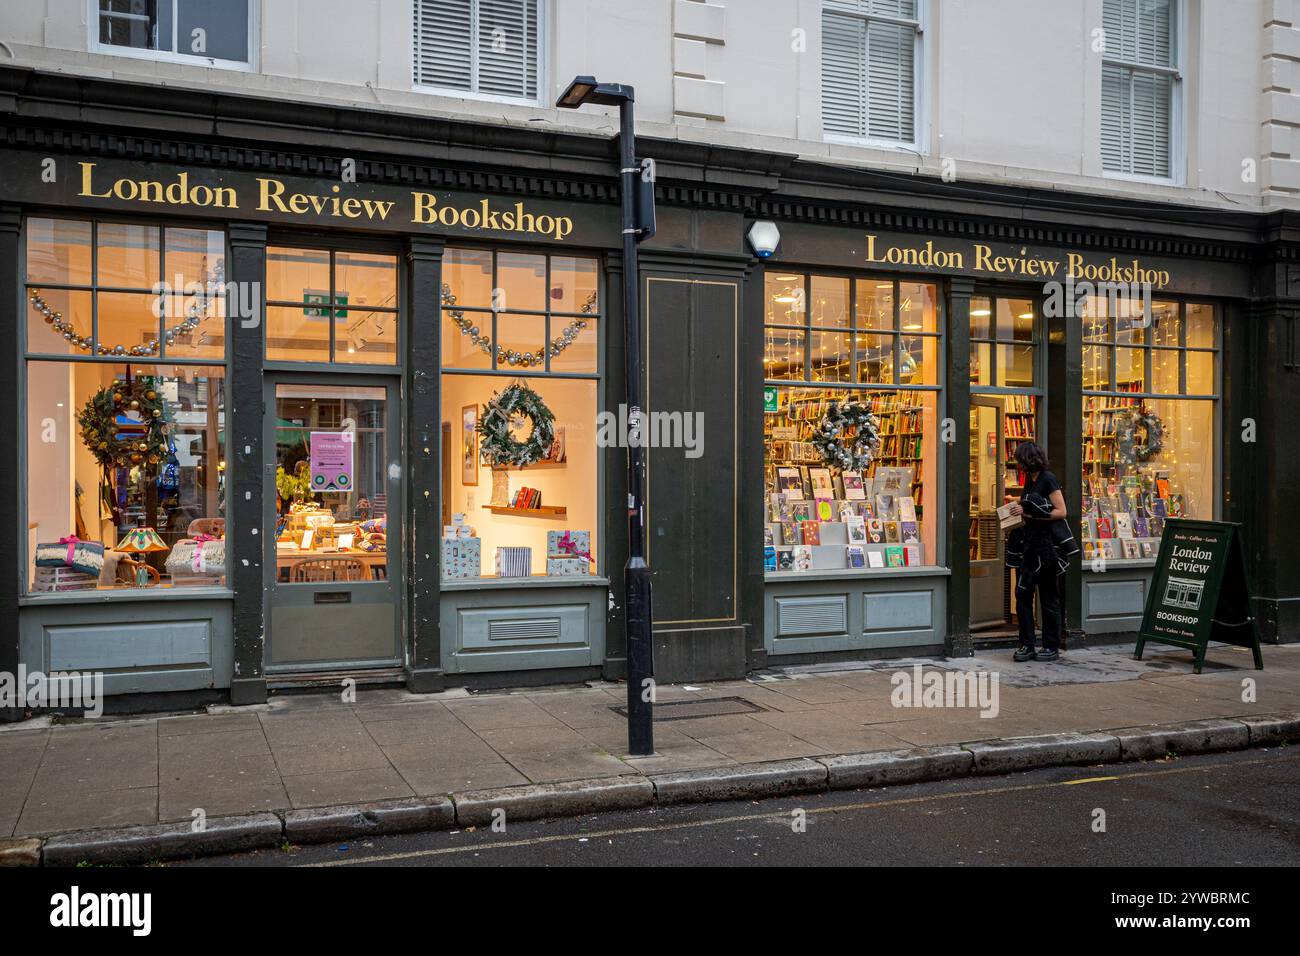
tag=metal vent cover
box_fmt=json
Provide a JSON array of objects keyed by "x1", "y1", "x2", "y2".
[
  {"x1": 776, "y1": 596, "x2": 847, "y2": 636},
  {"x1": 488, "y1": 617, "x2": 562, "y2": 642},
  {"x1": 611, "y1": 696, "x2": 767, "y2": 721}
]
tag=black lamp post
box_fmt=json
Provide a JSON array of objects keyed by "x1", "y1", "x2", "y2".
[{"x1": 556, "y1": 75, "x2": 655, "y2": 756}]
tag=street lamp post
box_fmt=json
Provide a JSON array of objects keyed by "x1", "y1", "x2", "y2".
[{"x1": 557, "y1": 76, "x2": 655, "y2": 756}]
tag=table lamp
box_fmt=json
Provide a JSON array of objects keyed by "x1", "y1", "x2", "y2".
[{"x1": 116, "y1": 527, "x2": 169, "y2": 587}]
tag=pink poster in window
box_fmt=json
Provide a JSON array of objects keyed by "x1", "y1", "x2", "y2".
[{"x1": 310, "y1": 431, "x2": 354, "y2": 492}]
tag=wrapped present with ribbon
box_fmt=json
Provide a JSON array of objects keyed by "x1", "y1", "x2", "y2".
[
  {"x1": 35, "y1": 536, "x2": 106, "y2": 577},
  {"x1": 165, "y1": 535, "x2": 227, "y2": 577},
  {"x1": 546, "y1": 530, "x2": 592, "y2": 575}
]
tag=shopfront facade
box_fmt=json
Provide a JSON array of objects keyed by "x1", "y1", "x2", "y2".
[{"x1": 1, "y1": 69, "x2": 1294, "y2": 713}]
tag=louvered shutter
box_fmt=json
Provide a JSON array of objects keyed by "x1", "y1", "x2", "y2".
[
  {"x1": 822, "y1": 1, "x2": 917, "y2": 144},
  {"x1": 1100, "y1": 0, "x2": 1174, "y2": 177},
  {"x1": 413, "y1": 0, "x2": 539, "y2": 100}
]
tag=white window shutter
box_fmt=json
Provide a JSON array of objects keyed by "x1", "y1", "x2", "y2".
[
  {"x1": 1100, "y1": 0, "x2": 1175, "y2": 177},
  {"x1": 867, "y1": 19, "x2": 914, "y2": 142},
  {"x1": 822, "y1": 13, "x2": 868, "y2": 138},
  {"x1": 822, "y1": 5, "x2": 917, "y2": 144},
  {"x1": 413, "y1": 0, "x2": 539, "y2": 100}
]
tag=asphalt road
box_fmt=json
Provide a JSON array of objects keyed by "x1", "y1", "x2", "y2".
[{"x1": 179, "y1": 747, "x2": 1300, "y2": 868}]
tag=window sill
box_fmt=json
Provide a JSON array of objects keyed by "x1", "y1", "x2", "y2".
[
  {"x1": 441, "y1": 575, "x2": 610, "y2": 591},
  {"x1": 1082, "y1": 559, "x2": 1157, "y2": 572},
  {"x1": 766, "y1": 566, "x2": 949, "y2": 584},
  {"x1": 20, "y1": 586, "x2": 234, "y2": 606}
]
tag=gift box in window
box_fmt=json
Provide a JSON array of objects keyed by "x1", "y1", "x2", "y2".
[
  {"x1": 35, "y1": 536, "x2": 105, "y2": 578},
  {"x1": 165, "y1": 536, "x2": 226, "y2": 585},
  {"x1": 441, "y1": 537, "x2": 481, "y2": 579},
  {"x1": 546, "y1": 530, "x2": 592, "y2": 575}
]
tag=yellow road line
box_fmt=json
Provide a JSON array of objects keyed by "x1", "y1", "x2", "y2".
[{"x1": 303, "y1": 752, "x2": 1294, "y2": 867}]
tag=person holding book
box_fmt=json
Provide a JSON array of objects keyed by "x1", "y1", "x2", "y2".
[{"x1": 1004, "y1": 442, "x2": 1078, "y2": 662}]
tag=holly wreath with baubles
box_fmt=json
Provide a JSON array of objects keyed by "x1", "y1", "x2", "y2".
[
  {"x1": 78, "y1": 377, "x2": 169, "y2": 470},
  {"x1": 811, "y1": 399, "x2": 883, "y2": 471}
]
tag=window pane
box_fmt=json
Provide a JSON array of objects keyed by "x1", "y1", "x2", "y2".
[
  {"x1": 996, "y1": 343, "x2": 1035, "y2": 388},
  {"x1": 997, "y1": 298, "x2": 1035, "y2": 342},
  {"x1": 855, "y1": 333, "x2": 893, "y2": 384},
  {"x1": 442, "y1": 374, "x2": 596, "y2": 578},
  {"x1": 267, "y1": 305, "x2": 330, "y2": 363},
  {"x1": 26, "y1": 218, "x2": 93, "y2": 286},
  {"x1": 442, "y1": 307, "x2": 492, "y2": 370},
  {"x1": 900, "y1": 335, "x2": 937, "y2": 385},
  {"x1": 1081, "y1": 298, "x2": 1110, "y2": 342},
  {"x1": 1150, "y1": 347, "x2": 1179, "y2": 394},
  {"x1": 495, "y1": 312, "x2": 546, "y2": 369},
  {"x1": 100, "y1": 0, "x2": 161, "y2": 49},
  {"x1": 766, "y1": 273, "x2": 806, "y2": 325},
  {"x1": 1186, "y1": 350, "x2": 1214, "y2": 395},
  {"x1": 765, "y1": 328, "x2": 805, "y2": 381},
  {"x1": 1083, "y1": 344, "x2": 1111, "y2": 390},
  {"x1": 163, "y1": 228, "x2": 225, "y2": 293},
  {"x1": 1186, "y1": 303, "x2": 1215, "y2": 348},
  {"x1": 26, "y1": 288, "x2": 93, "y2": 356},
  {"x1": 27, "y1": 361, "x2": 227, "y2": 592},
  {"x1": 1150, "y1": 300, "x2": 1179, "y2": 346},
  {"x1": 549, "y1": 313, "x2": 597, "y2": 374},
  {"x1": 969, "y1": 342, "x2": 992, "y2": 386},
  {"x1": 275, "y1": 384, "x2": 387, "y2": 583},
  {"x1": 1114, "y1": 306, "x2": 1146, "y2": 346},
  {"x1": 855, "y1": 279, "x2": 894, "y2": 331},
  {"x1": 98, "y1": 292, "x2": 162, "y2": 357},
  {"x1": 162, "y1": 293, "x2": 225, "y2": 360},
  {"x1": 810, "y1": 276, "x2": 850, "y2": 329},
  {"x1": 176, "y1": 0, "x2": 250, "y2": 61},
  {"x1": 337, "y1": 310, "x2": 398, "y2": 365},
  {"x1": 763, "y1": 385, "x2": 937, "y2": 571},
  {"x1": 899, "y1": 282, "x2": 938, "y2": 334},
  {"x1": 497, "y1": 252, "x2": 547, "y2": 312},
  {"x1": 550, "y1": 257, "x2": 599, "y2": 315},
  {"x1": 97, "y1": 223, "x2": 159, "y2": 289},
  {"x1": 1116, "y1": 346, "x2": 1144, "y2": 391},
  {"x1": 335, "y1": 252, "x2": 397, "y2": 311},
  {"x1": 267, "y1": 247, "x2": 329, "y2": 304},
  {"x1": 810, "y1": 331, "x2": 852, "y2": 383},
  {"x1": 969, "y1": 297, "x2": 992, "y2": 339},
  {"x1": 444, "y1": 248, "x2": 493, "y2": 308}
]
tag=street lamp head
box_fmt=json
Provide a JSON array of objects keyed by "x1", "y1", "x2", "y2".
[{"x1": 556, "y1": 75, "x2": 599, "y2": 109}]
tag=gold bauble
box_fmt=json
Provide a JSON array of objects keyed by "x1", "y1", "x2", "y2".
[
  {"x1": 152, "y1": 409, "x2": 161, "y2": 418},
  {"x1": 113, "y1": 392, "x2": 123, "y2": 403},
  {"x1": 129, "y1": 400, "x2": 140, "y2": 410},
  {"x1": 145, "y1": 390, "x2": 157, "y2": 401},
  {"x1": 130, "y1": 454, "x2": 142, "y2": 464}
]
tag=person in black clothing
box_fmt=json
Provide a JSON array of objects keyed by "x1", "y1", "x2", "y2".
[{"x1": 1005, "y1": 442, "x2": 1068, "y2": 662}]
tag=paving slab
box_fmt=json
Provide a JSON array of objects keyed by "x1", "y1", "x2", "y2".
[{"x1": 282, "y1": 766, "x2": 415, "y2": 809}]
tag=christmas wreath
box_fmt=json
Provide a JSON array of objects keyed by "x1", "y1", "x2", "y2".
[
  {"x1": 477, "y1": 382, "x2": 556, "y2": 468},
  {"x1": 1116, "y1": 406, "x2": 1164, "y2": 464},
  {"x1": 811, "y1": 400, "x2": 882, "y2": 471},
  {"x1": 78, "y1": 376, "x2": 169, "y2": 470}
]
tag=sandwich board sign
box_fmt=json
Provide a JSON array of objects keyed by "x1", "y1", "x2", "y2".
[{"x1": 1135, "y1": 519, "x2": 1263, "y2": 674}]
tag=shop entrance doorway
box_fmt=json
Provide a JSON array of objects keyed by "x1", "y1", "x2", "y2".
[{"x1": 263, "y1": 376, "x2": 402, "y2": 671}]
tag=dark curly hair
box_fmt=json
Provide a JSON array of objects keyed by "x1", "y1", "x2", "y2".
[{"x1": 1013, "y1": 441, "x2": 1049, "y2": 474}]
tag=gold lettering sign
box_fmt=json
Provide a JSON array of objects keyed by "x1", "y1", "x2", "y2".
[
  {"x1": 77, "y1": 162, "x2": 575, "y2": 241},
  {"x1": 864, "y1": 233, "x2": 1171, "y2": 289}
]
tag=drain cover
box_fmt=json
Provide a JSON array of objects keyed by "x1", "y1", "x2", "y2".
[{"x1": 611, "y1": 696, "x2": 766, "y2": 721}]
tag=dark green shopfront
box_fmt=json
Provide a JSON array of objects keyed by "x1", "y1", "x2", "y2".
[{"x1": 1, "y1": 68, "x2": 1296, "y2": 716}]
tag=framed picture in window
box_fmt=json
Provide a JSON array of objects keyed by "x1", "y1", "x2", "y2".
[{"x1": 461, "y1": 404, "x2": 479, "y2": 486}]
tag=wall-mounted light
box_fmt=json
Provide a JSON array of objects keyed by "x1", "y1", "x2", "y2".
[{"x1": 747, "y1": 221, "x2": 781, "y2": 259}]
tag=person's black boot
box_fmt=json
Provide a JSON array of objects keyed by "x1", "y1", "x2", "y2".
[
  {"x1": 1013, "y1": 645, "x2": 1036, "y2": 662},
  {"x1": 1036, "y1": 648, "x2": 1060, "y2": 662}
]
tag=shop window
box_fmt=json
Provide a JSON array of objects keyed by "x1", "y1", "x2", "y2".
[
  {"x1": 26, "y1": 362, "x2": 227, "y2": 592},
  {"x1": 1081, "y1": 299, "x2": 1217, "y2": 564},
  {"x1": 1100, "y1": 0, "x2": 1179, "y2": 179},
  {"x1": 94, "y1": 0, "x2": 253, "y2": 67},
  {"x1": 968, "y1": 296, "x2": 1038, "y2": 388},
  {"x1": 440, "y1": 248, "x2": 601, "y2": 580},
  {"x1": 413, "y1": 0, "x2": 542, "y2": 102},
  {"x1": 25, "y1": 218, "x2": 226, "y2": 361},
  {"x1": 764, "y1": 273, "x2": 941, "y2": 572},
  {"x1": 822, "y1": 0, "x2": 922, "y2": 148},
  {"x1": 266, "y1": 247, "x2": 398, "y2": 366}
]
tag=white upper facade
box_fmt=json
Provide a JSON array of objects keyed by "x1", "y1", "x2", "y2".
[{"x1": 1, "y1": 0, "x2": 1291, "y2": 209}]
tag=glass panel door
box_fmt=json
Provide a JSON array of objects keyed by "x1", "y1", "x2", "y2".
[
  {"x1": 265, "y1": 378, "x2": 401, "y2": 669},
  {"x1": 969, "y1": 399, "x2": 1005, "y2": 628}
]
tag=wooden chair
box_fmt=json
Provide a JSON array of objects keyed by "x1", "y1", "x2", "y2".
[
  {"x1": 187, "y1": 517, "x2": 226, "y2": 537},
  {"x1": 291, "y1": 557, "x2": 368, "y2": 582}
]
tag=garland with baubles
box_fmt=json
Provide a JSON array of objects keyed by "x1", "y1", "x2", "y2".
[
  {"x1": 1115, "y1": 405, "x2": 1165, "y2": 464},
  {"x1": 811, "y1": 400, "x2": 882, "y2": 471},
  {"x1": 78, "y1": 376, "x2": 169, "y2": 470},
  {"x1": 477, "y1": 382, "x2": 556, "y2": 468},
  {"x1": 443, "y1": 284, "x2": 596, "y2": 369},
  {"x1": 28, "y1": 263, "x2": 223, "y2": 357}
]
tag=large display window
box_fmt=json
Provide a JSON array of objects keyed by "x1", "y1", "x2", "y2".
[
  {"x1": 440, "y1": 247, "x2": 600, "y2": 581},
  {"x1": 24, "y1": 217, "x2": 228, "y2": 593},
  {"x1": 1081, "y1": 298, "x2": 1218, "y2": 563},
  {"x1": 763, "y1": 273, "x2": 941, "y2": 572}
]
